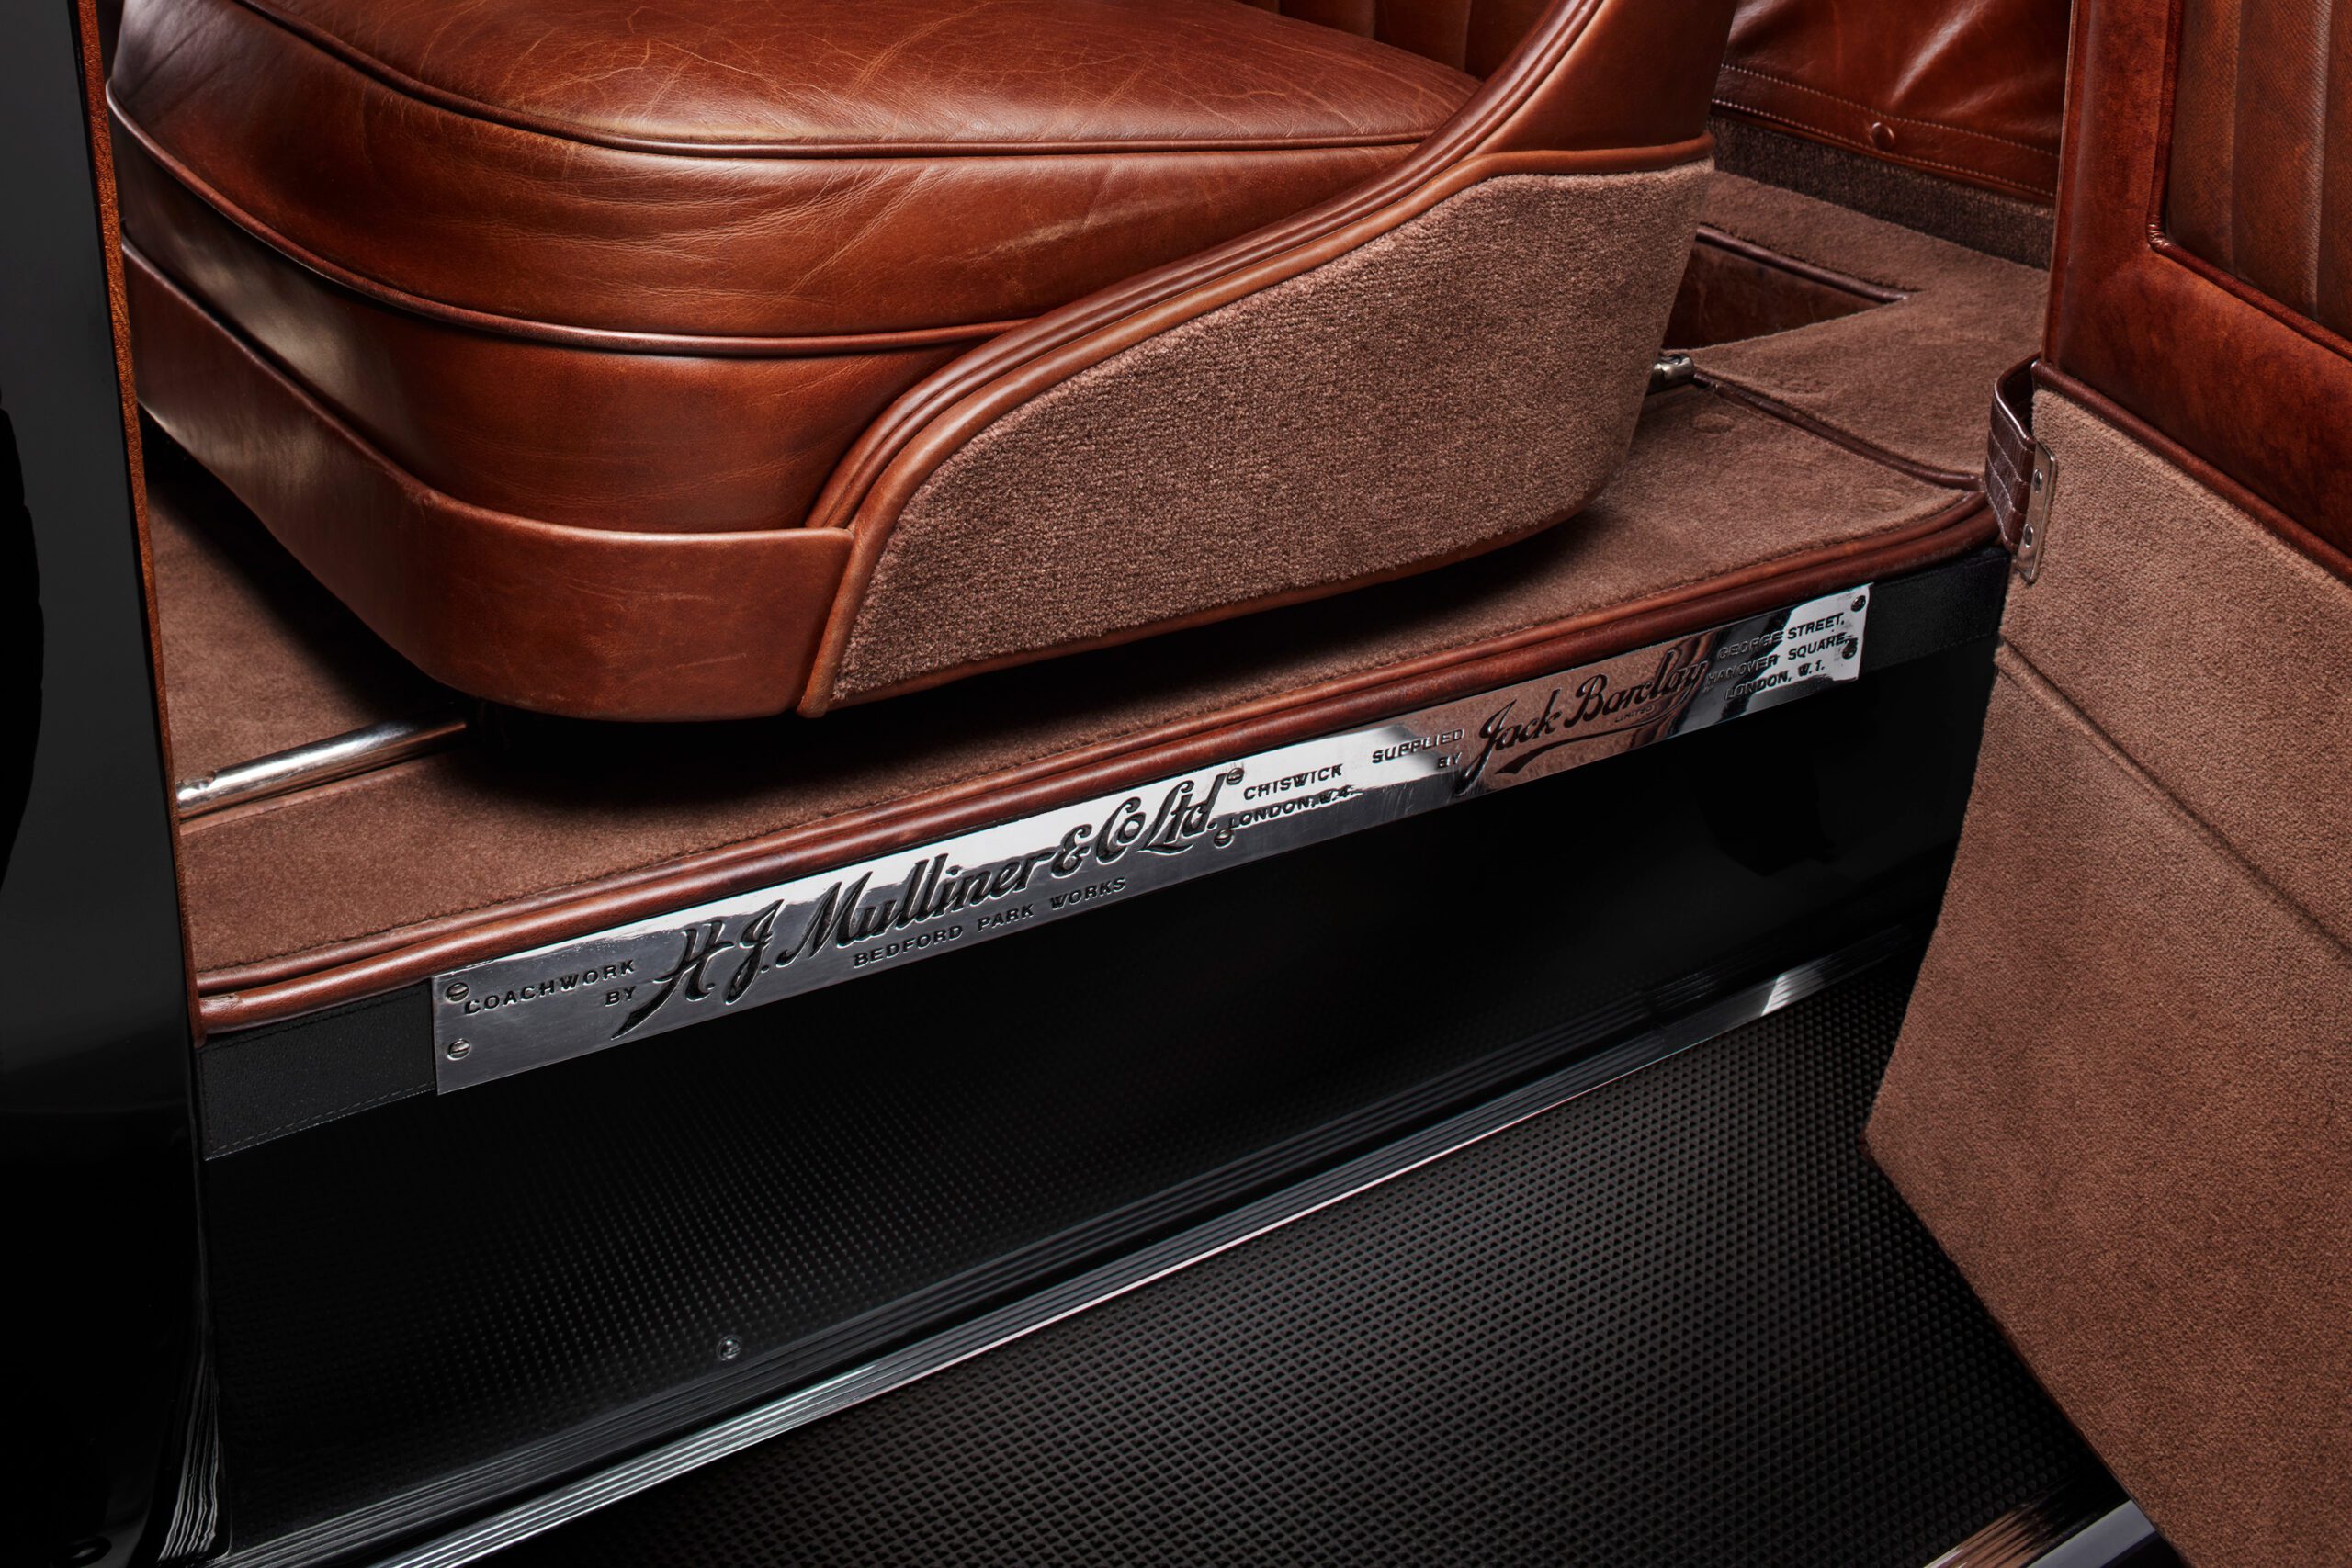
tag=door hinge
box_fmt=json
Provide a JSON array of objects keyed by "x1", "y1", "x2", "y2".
[{"x1": 2015, "y1": 441, "x2": 2057, "y2": 584}]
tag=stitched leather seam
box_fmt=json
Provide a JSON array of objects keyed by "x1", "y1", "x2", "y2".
[
  {"x1": 208, "y1": 0, "x2": 1461, "y2": 161},
  {"x1": 1714, "y1": 98, "x2": 2053, "y2": 187},
  {"x1": 1986, "y1": 446, "x2": 2025, "y2": 494},
  {"x1": 1719, "y1": 63, "x2": 2061, "y2": 159},
  {"x1": 1709, "y1": 99, "x2": 2054, "y2": 199}
]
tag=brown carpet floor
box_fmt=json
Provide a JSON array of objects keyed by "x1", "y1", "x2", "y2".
[{"x1": 149, "y1": 172, "x2": 2039, "y2": 981}]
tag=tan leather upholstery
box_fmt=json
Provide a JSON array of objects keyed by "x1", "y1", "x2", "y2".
[
  {"x1": 1713, "y1": 0, "x2": 2072, "y2": 200},
  {"x1": 1239, "y1": 0, "x2": 1553, "y2": 76},
  {"x1": 119, "y1": 0, "x2": 1731, "y2": 719},
  {"x1": 2167, "y1": 0, "x2": 2352, "y2": 338},
  {"x1": 1244, "y1": 0, "x2": 2075, "y2": 201},
  {"x1": 117, "y1": 0, "x2": 1475, "y2": 339},
  {"x1": 115, "y1": 0, "x2": 1474, "y2": 538}
]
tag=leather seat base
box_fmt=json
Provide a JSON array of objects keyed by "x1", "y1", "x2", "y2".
[
  {"x1": 127, "y1": 162, "x2": 1707, "y2": 721},
  {"x1": 109, "y1": 0, "x2": 1472, "y2": 542},
  {"x1": 113, "y1": 0, "x2": 1738, "y2": 721},
  {"x1": 127, "y1": 253, "x2": 852, "y2": 720}
]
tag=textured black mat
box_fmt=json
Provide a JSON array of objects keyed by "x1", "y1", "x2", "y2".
[
  {"x1": 500, "y1": 961, "x2": 2095, "y2": 1567},
  {"x1": 199, "y1": 645, "x2": 2003, "y2": 1562}
]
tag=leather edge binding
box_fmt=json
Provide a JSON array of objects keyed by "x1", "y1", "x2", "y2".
[
  {"x1": 108, "y1": 105, "x2": 1039, "y2": 356},
  {"x1": 191, "y1": 493, "x2": 1993, "y2": 1029},
  {"x1": 2033, "y1": 363, "x2": 2352, "y2": 583},
  {"x1": 200, "y1": 0, "x2": 1465, "y2": 163}
]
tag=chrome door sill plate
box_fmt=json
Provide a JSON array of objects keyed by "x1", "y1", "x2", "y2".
[
  {"x1": 434, "y1": 586, "x2": 1871, "y2": 1090},
  {"x1": 386, "y1": 929, "x2": 1915, "y2": 1568}
]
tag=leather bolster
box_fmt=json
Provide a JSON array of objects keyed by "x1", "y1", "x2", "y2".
[
  {"x1": 1984, "y1": 356, "x2": 2037, "y2": 553},
  {"x1": 129, "y1": 249, "x2": 853, "y2": 720}
]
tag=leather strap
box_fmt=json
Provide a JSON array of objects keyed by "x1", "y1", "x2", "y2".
[{"x1": 1985, "y1": 355, "x2": 2037, "y2": 553}]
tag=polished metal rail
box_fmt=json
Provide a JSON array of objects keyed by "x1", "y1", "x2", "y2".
[
  {"x1": 368, "y1": 929, "x2": 1924, "y2": 1568},
  {"x1": 1926, "y1": 1483, "x2": 2157, "y2": 1568},
  {"x1": 175, "y1": 713, "x2": 469, "y2": 818}
]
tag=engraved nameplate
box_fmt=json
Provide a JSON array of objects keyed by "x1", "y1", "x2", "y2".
[{"x1": 434, "y1": 586, "x2": 1871, "y2": 1089}]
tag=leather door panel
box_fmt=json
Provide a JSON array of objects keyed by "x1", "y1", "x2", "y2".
[
  {"x1": 2047, "y1": 0, "x2": 2352, "y2": 558},
  {"x1": 2165, "y1": 0, "x2": 2352, "y2": 334}
]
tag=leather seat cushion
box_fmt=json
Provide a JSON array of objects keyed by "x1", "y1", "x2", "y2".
[{"x1": 110, "y1": 0, "x2": 1477, "y2": 339}]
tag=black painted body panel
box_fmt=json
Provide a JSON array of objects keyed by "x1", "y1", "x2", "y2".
[{"x1": 0, "y1": 7, "x2": 202, "y2": 1566}]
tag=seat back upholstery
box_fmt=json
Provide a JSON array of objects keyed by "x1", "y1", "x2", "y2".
[
  {"x1": 1250, "y1": 0, "x2": 2073, "y2": 202},
  {"x1": 1238, "y1": 0, "x2": 1552, "y2": 76}
]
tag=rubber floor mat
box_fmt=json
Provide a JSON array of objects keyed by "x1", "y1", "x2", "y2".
[{"x1": 496, "y1": 958, "x2": 2098, "y2": 1566}]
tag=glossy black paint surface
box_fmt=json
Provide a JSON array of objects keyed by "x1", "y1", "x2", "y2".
[{"x1": 0, "y1": 5, "x2": 202, "y2": 1566}]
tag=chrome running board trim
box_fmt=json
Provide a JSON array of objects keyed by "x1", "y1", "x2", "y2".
[
  {"x1": 1925, "y1": 1477, "x2": 2154, "y2": 1568},
  {"x1": 372, "y1": 925, "x2": 1923, "y2": 1568},
  {"x1": 432, "y1": 584, "x2": 1872, "y2": 1090},
  {"x1": 2024, "y1": 1504, "x2": 2160, "y2": 1568}
]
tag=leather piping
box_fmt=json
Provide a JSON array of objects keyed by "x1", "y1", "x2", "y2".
[
  {"x1": 128, "y1": 245, "x2": 855, "y2": 718},
  {"x1": 791, "y1": 0, "x2": 1619, "y2": 549},
  {"x1": 124, "y1": 247, "x2": 821, "y2": 556},
  {"x1": 2035, "y1": 364, "x2": 2352, "y2": 581},
  {"x1": 1691, "y1": 225, "x2": 1909, "y2": 305},
  {"x1": 802, "y1": 143, "x2": 1710, "y2": 712},
  {"x1": 204, "y1": 0, "x2": 1455, "y2": 160},
  {"x1": 788, "y1": 0, "x2": 1751, "y2": 712},
  {"x1": 1694, "y1": 374, "x2": 1982, "y2": 489},
  {"x1": 108, "y1": 104, "x2": 1038, "y2": 355},
  {"x1": 194, "y1": 492, "x2": 1993, "y2": 1027}
]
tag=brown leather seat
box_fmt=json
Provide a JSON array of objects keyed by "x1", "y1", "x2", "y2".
[
  {"x1": 114, "y1": 0, "x2": 1474, "y2": 533},
  {"x1": 116, "y1": 0, "x2": 1733, "y2": 718}
]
